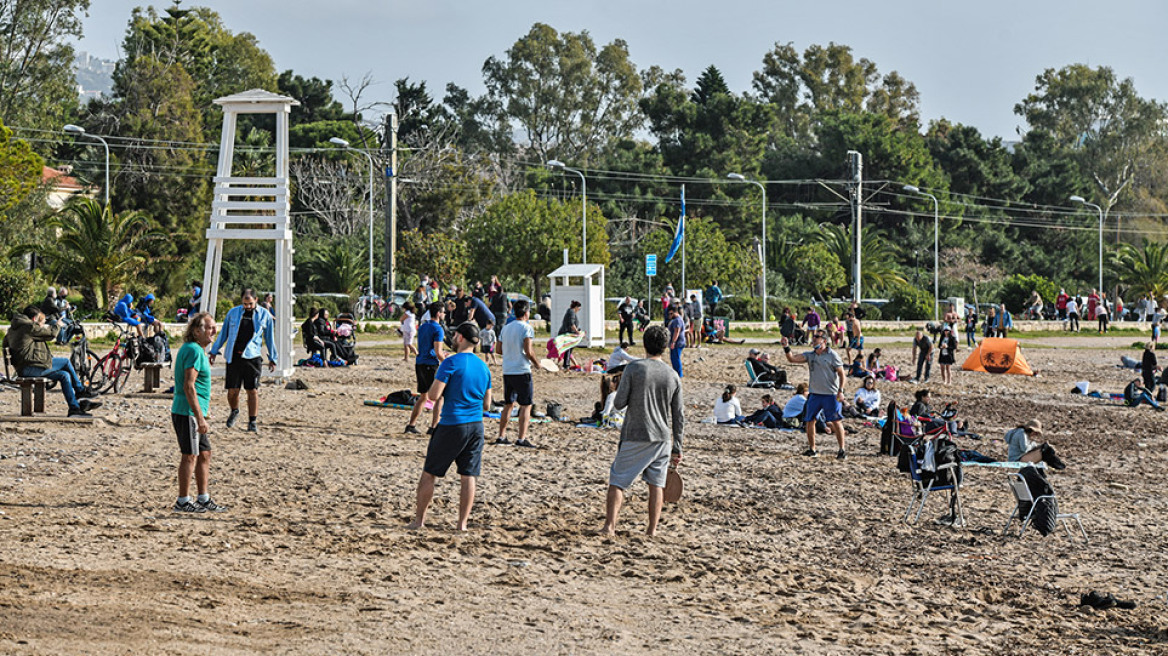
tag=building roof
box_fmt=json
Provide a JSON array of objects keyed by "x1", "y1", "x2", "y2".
[
  {"x1": 42, "y1": 166, "x2": 83, "y2": 191},
  {"x1": 214, "y1": 89, "x2": 300, "y2": 106},
  {"x1": 547, "y1": 264, "x2": 604, "y2": 278}
]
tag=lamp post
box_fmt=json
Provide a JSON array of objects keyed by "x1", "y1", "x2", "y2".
[
  {"x1": 727, "y1": 173, "x2": 768, "y2": 326},
  {"x1": 547, "y1": 159, "x2": 587, "y2": 263},
  {"x1": 329, "y1": 137, "x2": 376, "y2": 297},
  {"x1": 63, "y1": 124, "x2": 110, "y2": 208},
  {"x1": 903, "y1": 185, "x2": 939, "y2": 321},
  {"x1": 1070, "y1": 195, "x2": 1104, "y2": 294}
]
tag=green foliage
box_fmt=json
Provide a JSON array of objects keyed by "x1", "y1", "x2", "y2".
[
  {"x1": 482, "y1": 23, "x2": 643, "y2": 166},
  {"x1": 814, "y1": 223, "x2": 907, "y2": 294},
  {"x1": 301, "y1": 238, "x2": 367, "y2": 294},
  {"x1": 293, "y1": 293, "x2": 352, "y2": 320},
  {"x1": 1113, "y1": 242, "x2": 1168, "y2": 300},
  {"x1": 789, "y1": 242, "x2": 846, "y2": 301},
  {"x1": 860, "y1": 303, "x2": 883, "y2": 320},
  {"x1": 0, "y1": 0, "x2": 87, "y2": 135},
  {"x1": 463, "y1": 190, "x2": 609, "y2": 297},
  {"x1": 0, "y1": 259, "x2": 36, "y2": 319},
  {"x1": 0, "y1": 120, "x2": 44, "y2": 215},
  {"x1": 998, "y1": 274, "x2": 1057, "y2": 314},
  {"x1": 397, "y1": 229, "x2": 470, "y2": 290},
  {"x1": 883, "y1": 284, "x2": 934, "y2": 321},
  {"x1": 637, "y1": 214, "x2": 759, "y2": 298},
  {"x1": 10, "y1": 198, "x2": 158, "y2": 308}
]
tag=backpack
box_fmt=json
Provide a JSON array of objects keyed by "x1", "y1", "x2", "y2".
[{"x1": 384, "y1": 389, "x2": 417, "y2": 406}]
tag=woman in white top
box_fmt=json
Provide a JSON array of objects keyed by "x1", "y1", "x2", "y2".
[
  {"x1": 853, "y1": 376, "x2": 882, "y2": 417},
  {"x1": 400, "y1": 301, "x2": 418, "y2": 361},
  {"x1": 714, "y1": 384, "x2": 744, "y2": 424}
]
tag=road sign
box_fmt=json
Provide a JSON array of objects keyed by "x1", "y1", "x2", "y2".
[{"x1": 646, "y1": 254, "x2": 657, "y2": 277}]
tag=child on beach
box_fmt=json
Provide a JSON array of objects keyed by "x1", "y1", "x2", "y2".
[{"x1": 480, "y1": 319, "x2": 497, "y2": 364}]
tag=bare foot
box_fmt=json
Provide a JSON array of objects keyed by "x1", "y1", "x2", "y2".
[
  {"x1": 599, "y1": 526, "x2": 616, "y2": 537},
  {"x1": 456, "y1": 524, "x2": 468, "y2": 532},
  {"x1": 406, "y1": 521, "x2": 424, "y2": 530},
  {"x1": 645, "y1": 530, "x2": 657, "y2": 537}
]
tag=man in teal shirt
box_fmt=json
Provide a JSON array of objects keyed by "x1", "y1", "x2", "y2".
[{"x1": 172, "y1": 312, "x2": 225, "y2": 513}]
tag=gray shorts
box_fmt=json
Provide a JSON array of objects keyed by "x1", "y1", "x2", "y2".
[{"x1": 609, "y1": 440, "x2": 672, "y2": 490}]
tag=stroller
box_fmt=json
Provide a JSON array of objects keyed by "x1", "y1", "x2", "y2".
[{"x1": 332, "y1": 313, "x2": 359, "y2": 365}]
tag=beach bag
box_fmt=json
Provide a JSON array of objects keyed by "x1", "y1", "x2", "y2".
[
  {"x1": 1158, "y1": 387, "x2": 1167, "y2": 403},
  {"x1": 1019, "y1": 466, "x2": 1058, "y2": 536},
  {"x1": 546, "y1": 402, "x2": 563, "y2": 421},
  {"x1": 152, "y1": 333, "x2": 171, "y2": 363},
  {"x1": 134, "y1": 337, "x2": 154, "y2": 368},
  {"x1": 384, "y1": 390, "x2": 417, "y2": 406},
  {"x1": 883, "y1": 365, "x2": 898, "y2": 382}
]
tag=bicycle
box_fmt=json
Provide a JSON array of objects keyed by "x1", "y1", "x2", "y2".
[
  {"x1": 86, "y1": 317, "x2": 138, "y2": 394},
  {"x1": 65, "y1": 320, "x2": 107, "y2": 394}
]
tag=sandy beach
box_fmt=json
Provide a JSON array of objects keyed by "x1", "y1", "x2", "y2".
[{"x1": 1, "y1": 334, "x2": 1166, "y2": 654}]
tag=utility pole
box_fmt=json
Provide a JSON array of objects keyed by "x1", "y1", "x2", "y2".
[
  {"x1": 847, "y1": 150, "x2": 863, "y2": 303},
  {"x1": 384, "y1": 112, "x2": 399, "y2": 296}
]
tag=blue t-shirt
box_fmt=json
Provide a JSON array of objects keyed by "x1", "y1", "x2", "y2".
[
  {"x1": 435, "y1": 352, "x2": 492, "y2": 425},
  {"x1": 416, "y1": 320, "x2": 444, "y2": 365},
  {"x1": 669, "y1": 316, "x2": 687, "y2": 348}
]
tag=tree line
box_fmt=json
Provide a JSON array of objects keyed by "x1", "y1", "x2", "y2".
[{"x1": 2, "y1": 2, "x2": 1168, "y2": 321}]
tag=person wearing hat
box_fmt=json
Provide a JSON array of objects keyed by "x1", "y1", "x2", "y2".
[
  {"x1": 1004, "y1": 419, "x2": 1066, "y2": 469},
  {"x1": 408, "y1": 321, "x2": 492, "y2": 531}
]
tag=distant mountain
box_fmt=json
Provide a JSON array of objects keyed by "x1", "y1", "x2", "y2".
[{"x1": 75, "y1": 51, "x2": 115, "y2": 99}]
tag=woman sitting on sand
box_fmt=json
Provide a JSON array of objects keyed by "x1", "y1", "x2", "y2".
[
  {"x1": 714, "y1": 384, "x2": 745, "y2": 425},
  {"x1": 853, "y1": 376, "x2": 882, "y2": 418}
]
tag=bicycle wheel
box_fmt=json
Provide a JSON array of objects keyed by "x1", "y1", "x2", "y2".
[
  {"x1": 112, "y1": 354, "x2": 133, "y2": 393},
  {"x1": 97, "y1": 355, "x2": 120, "y2": 393},
  {"x1": 81, "y1": 349, "x2": 107, "y2": 393}
]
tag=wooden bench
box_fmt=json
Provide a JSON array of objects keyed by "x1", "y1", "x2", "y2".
[
  {"x1": 140, "y1": 362, "x2": 165, "y2": 393},
  {"x1": 3, "y1": 346, "x2": 49, "y2": 417}
]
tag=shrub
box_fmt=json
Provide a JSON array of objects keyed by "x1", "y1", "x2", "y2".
[
  {"x1": 293, "y1": 293, "x2": 352, "y2": 319},
  {"x1": 883, "y1": 285, "x2": 934, "y2": 321},
  {"x1": 0, "y1": 261, "x2": 36, "y2": 320},
  {"x1": 998, "y1": 274, "x2": 1058, "y2": 315},
  {"x1": 860, "y1": 303, "x2": 882, "y2": 320}
]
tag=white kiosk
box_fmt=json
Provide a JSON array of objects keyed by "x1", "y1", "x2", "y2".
[
  {"x1": 547, "y1": 264, "x2": 605, "y2": 348},
  {"x1": 199, "y1": 89, "x2": 299, "y2": 377}
]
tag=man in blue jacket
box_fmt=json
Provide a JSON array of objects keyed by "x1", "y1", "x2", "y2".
[{"x1": 209, "y1": 288, "x2": 277, "y2": 433}]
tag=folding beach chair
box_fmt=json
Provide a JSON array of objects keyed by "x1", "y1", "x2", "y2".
[
  {"x1": 902, "y1": 450, "x2": 965, "y2": 527},
  {"x1": 744, "y1": 360, "x2": 775, "y2": 389},
  {"x1": 1003, "y1": 472, "x2": 1087, "y2": 542}
]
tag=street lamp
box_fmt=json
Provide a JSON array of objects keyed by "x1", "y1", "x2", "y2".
[
  {"x1": 63, "y1": 124, "x2": 110, "y2": 208},
  {"x1": 903, "y1": 185, "x2": 940, "y2": 321},
  {"x1": 727, "y1": 173, "x2": 768, "y2": 325},
  {"x1": 547, "y1": 159, "x2": 587, "y2": 263},
  {"x1": 1070, "y1": 195, "x2": 1104, "y2": 295},
  {"x1": 329, "y1": 137, "x2": 375, "y2": 297}
]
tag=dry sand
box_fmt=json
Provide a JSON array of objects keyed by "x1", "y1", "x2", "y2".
[{"x1": 1, "y1": 335, "x2": 1166, "y2": 654}]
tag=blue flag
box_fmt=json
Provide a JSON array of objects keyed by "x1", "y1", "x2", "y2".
[{"x1": 666, "y1": 187, "x2": 685, "y2": 263}]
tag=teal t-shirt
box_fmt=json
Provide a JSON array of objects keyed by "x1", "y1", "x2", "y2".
[{"x1": 172, "y1": 341, "x2": 211, "y2": 417}]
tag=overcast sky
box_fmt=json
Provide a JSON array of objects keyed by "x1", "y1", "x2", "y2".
[{"x1": 76, "y1": 0, "x2": 1168, "y2": 140}]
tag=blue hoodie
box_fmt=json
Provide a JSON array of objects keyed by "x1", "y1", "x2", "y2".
[
  {"x1": 114, "y1": 294, "x2": 140, "y2": 326},
  {"x1": 136, "y1": 294, "x2": 158, "y2": 324}
]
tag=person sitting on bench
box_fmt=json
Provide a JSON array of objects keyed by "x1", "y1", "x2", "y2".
[{"x1": 4, "y1": 306, "x2": 101, "y2": 417}]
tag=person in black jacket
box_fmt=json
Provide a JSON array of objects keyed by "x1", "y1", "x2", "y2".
[{"x1": 1141, "y1": 342, "x2": 1158, "y2": 390}]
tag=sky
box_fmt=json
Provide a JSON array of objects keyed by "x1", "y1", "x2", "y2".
[{"x1": 76, "y1": 0, "x2": 1168, "y2": 141}]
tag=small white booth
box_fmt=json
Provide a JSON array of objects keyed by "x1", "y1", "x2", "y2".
[{"x1": 547, "y1": 264, "x2": 605, "y2": 348}]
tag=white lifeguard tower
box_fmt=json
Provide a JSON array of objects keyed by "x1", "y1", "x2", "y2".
[
  {"x1": 200, "y1": 89, "x2": 299, "y2": 377},
  {"x1": 547, "y1": 264, "x2": 605, "y2": 348}
]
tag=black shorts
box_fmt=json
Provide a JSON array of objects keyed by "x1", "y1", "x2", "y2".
[
  {"x1": 415, "y1": 364, "x2": 439, "y2": 394},
  {"x1": 423, "y1": 422, "x2": 485, "y2": 477},
  {"x1": 172, "y1": 413, "x2": 211, "y2": 455},
  {"x1": 225, "y1": 356, "x2": 262, "y2": 390},
  {"x1": 503, "y1": 374, "x2": 534, "y2": 406}
]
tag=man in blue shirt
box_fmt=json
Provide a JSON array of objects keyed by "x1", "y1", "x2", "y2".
[
  {"x1": 209, "y1": 288, "x2": 277, "y2": 433},
  {"x1": 405, "y1": 302, "x2": 447, "y2": 435},
  {"x1": 408, "y1": 322, "x2": 492, "y2": 531},
  {"x1": 667, "y1": 304, "x2": 686, "y2": 378},
  {"x1": 705, "y1": 280, "x2": 723, "y2": 316}
]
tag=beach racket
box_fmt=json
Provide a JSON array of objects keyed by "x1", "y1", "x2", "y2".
[
  {"x1": 538, "y1": 358, "x2": 560, "y2": 373},
  {"x1": 664, "y1": 466, "x2": 683, "y2": 503}
]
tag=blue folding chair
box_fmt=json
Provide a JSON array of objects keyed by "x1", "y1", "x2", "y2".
[{"x1": 902, "y1": 450, "x2": 965, "y2": 527}]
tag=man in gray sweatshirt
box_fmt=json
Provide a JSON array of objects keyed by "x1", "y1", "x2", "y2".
[{"x1": 601, "y1": 324, "x2": 684, "y2": 536}]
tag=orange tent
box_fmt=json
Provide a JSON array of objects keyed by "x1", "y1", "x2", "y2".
[{"x1": 961, "y1": 338, "x2": 1034, "y2": 376}]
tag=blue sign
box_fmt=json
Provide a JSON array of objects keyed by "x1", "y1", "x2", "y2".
[{"x1": 646, "y1": 254, "x2": 657, "y2": 277}]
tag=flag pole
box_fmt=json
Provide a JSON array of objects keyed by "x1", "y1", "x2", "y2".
[{"x1": 681, "y1": 184, "x2": 686, "y2": 298}]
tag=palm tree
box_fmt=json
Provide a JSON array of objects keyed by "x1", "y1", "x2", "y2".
[
  {"x1": 1113, "y1": 242, "x2": 1168, "y2": 299},
  {"x1": 305, "y1": 240, "x2": 366, "y2": 294},
  {"x1": 814, "y1": 223, "x2": 907, "y2": 295},
  {"x1": 11, "y1": 198, "x2": 158, "y2": 308}
]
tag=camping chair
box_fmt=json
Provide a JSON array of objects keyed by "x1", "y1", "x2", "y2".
[
  {"x1": 1003, "y1": 472, "x2": 1087, "y2": 542},
  {"x1": 883, "y1": 403, "x2": 922, "y2": 456},
  {"x1": 744, "y1": 360, "x2": 775, "y2": 389},
  {"x1": 902, "y1": 450, "x2": 965, "y2": 527}
]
